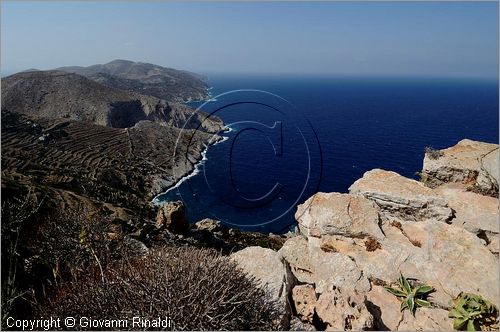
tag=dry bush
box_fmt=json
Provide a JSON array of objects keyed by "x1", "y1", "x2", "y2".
[
  {"x1": 38, "y1": 246, "x2": 281, "y2": 330},
  {"x1": 1, "y1": 197, "x2": 129, "y2": 328},
  {"x1": 28, "y1": 206, "x2": 123, "y2": 284},
  {"x1": 1, "y1": 191, "x2": 41, "y2": 325}
]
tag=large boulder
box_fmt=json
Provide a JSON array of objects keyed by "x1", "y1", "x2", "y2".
[
  {"x1": 477, "y1": 147, "x2": 499, "y2": 195},
  {"x1": 366, "y1": 285, "x2": 452, "y2": 331},
  {"x1": 279, "y1": 235, "x2": 370, "y2": 294},
  {"x1": 306, "y1": 215, "x2": 498, "y2": 307},
  {"x1": 279, "y1": 235, "x2": 315, "y2": 284},
  {"x1": 315, "y1": 287, "x2": 373, "y2": 331},
  {"x1": 292, "y1": 284, "x2": 317, "y2": 323},
  {"x1": 296, "y1": 192, "x2": 384, "y2": 240},
  {"x1": 435, "y1": 186, "x2": 499, "y2": 247},
  {"x1": 155, "y1": 200, "x2": 189, "y2": 234},
  {"x1": 349, "y1": 169, "x2": 453, "y2": 223},
  {"x1": 230, "y1": 246, "x2": 295, "y2": 328},
  {"x1": 422, "y1": 139, "x2": 498, "y2": 194},
  {"x1": 281, "y1": 166, "x2": 499, "y2": 329}
]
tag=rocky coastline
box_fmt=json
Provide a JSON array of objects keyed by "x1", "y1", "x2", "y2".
[
  {"x1": 228, "y1": 138, "x2": 499, "y2": 331},
  {"x1": 153, "y1": 138, "x2": 498, "y2": 331}
]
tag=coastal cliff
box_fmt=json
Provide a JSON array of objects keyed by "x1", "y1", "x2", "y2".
[
  {"x1": 230, "y1": 139, "x2": 499, "y2": 331},
  {"x1": 2, "y1": 62, "x2": 498, "y2": 330}
]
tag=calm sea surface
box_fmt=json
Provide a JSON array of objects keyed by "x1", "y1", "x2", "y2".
[{"x1": 157, "y1": 74, "x2": 499, "y2": 233}]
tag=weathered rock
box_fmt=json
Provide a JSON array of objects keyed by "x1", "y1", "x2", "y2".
[
  {"x1": 279, "y1": 236, "x2": 370, "y2": 294},
  {"x1": 477, "y1": 147, "x2": 499, "y2": 195},
  {"x1": 315, "y1": 287, "x2": 373, "y2": 331},
  {"x1": 349, "y1": 169, "x2": 453, "y2": 223},
  {"x1": 435, "y1": 186, "x2": 499, "y2": 242},
  {"x1": 292, "y1": 284, "x2": 317, "y2": 323},
  {"x1": 310, "y1": 217, "x2": 499, "y2": 307},
  {"x1": 296, "y1": 192, "x2": 384, "y2": 240},
  {"x1": 231, "y1": 246, "x2": 295, "y2": 328},
  {"x1": 123, "y1": 237, "x2": 149, "y2": 256},
  {"x1": 489, "y1": 236, "x2": 500, "y2": 256},
  {"x1": 279, "y1": 235, "x2": 315, "y2": 284},
  {"x1": 193, "y1": 218, "x2": 226, "y2": 233},
  {"x1": 365, "y1": 285, "x2": 402, "y2": 330},
  {"x1": 289, "y1": 317, "x2": 317, "y2": 331},
  {"x1": 284, "y1": 172, "x2": 499, "y2": 308},
  {"x1": 422, "y1": 139, "x2": 498, "y2": 194},
  {"x1": 366, "y1": 285, "x2": 453, "y2": 331},
  {"x1": 155, "y1": 201, "x2": 188, "y2": 234},
  {"x1": 280, "y1": 139, "x2": 499, "y2": 331},
  {"x1": 398, "y1": 308, "x2": 453, "y2": 331},
  {"x1": 307, "y1": 236, "x2": 371, "y2": 294}
]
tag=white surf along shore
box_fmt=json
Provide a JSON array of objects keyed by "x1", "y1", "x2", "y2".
[
  {"x1": 152, "y1": 125, "x2": 232, "y2": 205},
  {"x1": 152, "y1": 86, "x2": 229, "y2": 205}
]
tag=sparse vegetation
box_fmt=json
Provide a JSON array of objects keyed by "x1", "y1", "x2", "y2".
[
  {"x1": 425, "y1": 146, "x2": 444, "y2": 160},
  {"x1": 1, "y1": 191, "x2": 42, "y2": 326},
  {"x1": 364, "y1": 237, "x2": 382, "y2": 251},
  {"x1": 37, "y1": 247, "x2": 282, "y2": 330},
  {"x1": 0, "y1": 193, "x2": 131, "y2": 328},
  {"x1": 384, "y1": 273, "x2": 434, "y2": 316},
  {"x1": 448, "y1": 293, "x2": 499, "y2": 331}
]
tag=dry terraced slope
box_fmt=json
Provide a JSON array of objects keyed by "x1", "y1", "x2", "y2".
[{"x1": 1, "y1": 68, "x2": 223, "y2": 219}]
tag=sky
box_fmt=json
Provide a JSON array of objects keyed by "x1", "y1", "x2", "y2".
[{"x1": 1, "y1": 1, "x2": 498, "y2": 78}]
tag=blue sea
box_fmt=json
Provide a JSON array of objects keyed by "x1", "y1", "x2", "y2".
[{"x1": 157, "y1": 74, "x2": 499, "y2": 233}]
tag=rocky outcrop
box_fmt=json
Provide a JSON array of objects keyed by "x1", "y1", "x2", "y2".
[
  {"x1": 290, "y1": 188, "x2": 498, "y2": 300},
  {"x1": 155, "y1": 201, "x2": 189, "y2": 234},
  {"x1": 230, "y1": 246, "x2": 294, "y2": 329},
  {"x1": 315, "y1": 287, "x2": 373, "y2": 331},
  {"x1": 232, "y1": 139, "x2": 499, "y2": 331},
  {"x1": 435, "y1": 185, "x2": 499, "y2": 251},
  {"x1": 296, "y1": 192, "x2": 384, "y2": 240},
  {"x1": 366, "y1": 285, "x2": 451, "y2": 330},
  {"x1": 349, "y1": 169, "x2": 453, "y2": 223},
  {"x1": 292, "y1": 284, "x2": 317, "y2": 323},
  {"x1": 422, "y1": 139, "x2": 498, "y2": 195},
  {"x1": 289, "y1": 317, "x2": 317, "y2": 331},
  {"x1": 477, "y1": 147, "x2": 499, "y2": 195}
]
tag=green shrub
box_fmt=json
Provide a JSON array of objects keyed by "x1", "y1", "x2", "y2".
[
  {"x1": 384, "y1": 273, "x2": 434, "y2": 316},
  {"x1": 37, "y1": 246, "x2": 281, "y2": 330},
  {"x1": 449, "y1": 293, "x2": 499, "y2": 331}
]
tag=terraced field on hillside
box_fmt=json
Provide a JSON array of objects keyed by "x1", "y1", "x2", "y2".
[{"x1": 1, "y1": 111, "x2": 214, "y2": 219}]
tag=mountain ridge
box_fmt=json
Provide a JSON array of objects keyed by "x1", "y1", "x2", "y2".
[
  {"x1": 1, "y1": 69, "x2": 221, "y2": 132},
  {"x1": 56, "y1": 59, "x2": 210, "y2": 102}
]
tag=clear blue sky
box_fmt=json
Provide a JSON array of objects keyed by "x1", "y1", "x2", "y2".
[{"x1": 1, "y1": 1, "x2": 498, "y2": 78}]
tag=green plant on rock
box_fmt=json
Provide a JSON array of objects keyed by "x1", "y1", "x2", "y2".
[
  {"x1": 384, "y1": 273, "x2": 434, "y2": 316},
  {"x1": 448, "y1": 293, "x2": 499, "y2": 331}
]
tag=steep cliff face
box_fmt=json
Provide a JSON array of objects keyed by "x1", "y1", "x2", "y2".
[{"x1": 231, "y1": 139, "x2": 499, "y2": 331}]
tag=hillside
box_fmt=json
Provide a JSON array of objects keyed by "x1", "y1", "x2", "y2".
[
  {"x1": 57, "y1": 59, "x2": 209, "y2": 102},
  {"x1": 1, "y1": 66, "x2": 225, "y2": 228},
  {"x1": 1, "y1": 70, "x2": 220, "y2": 132}
]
